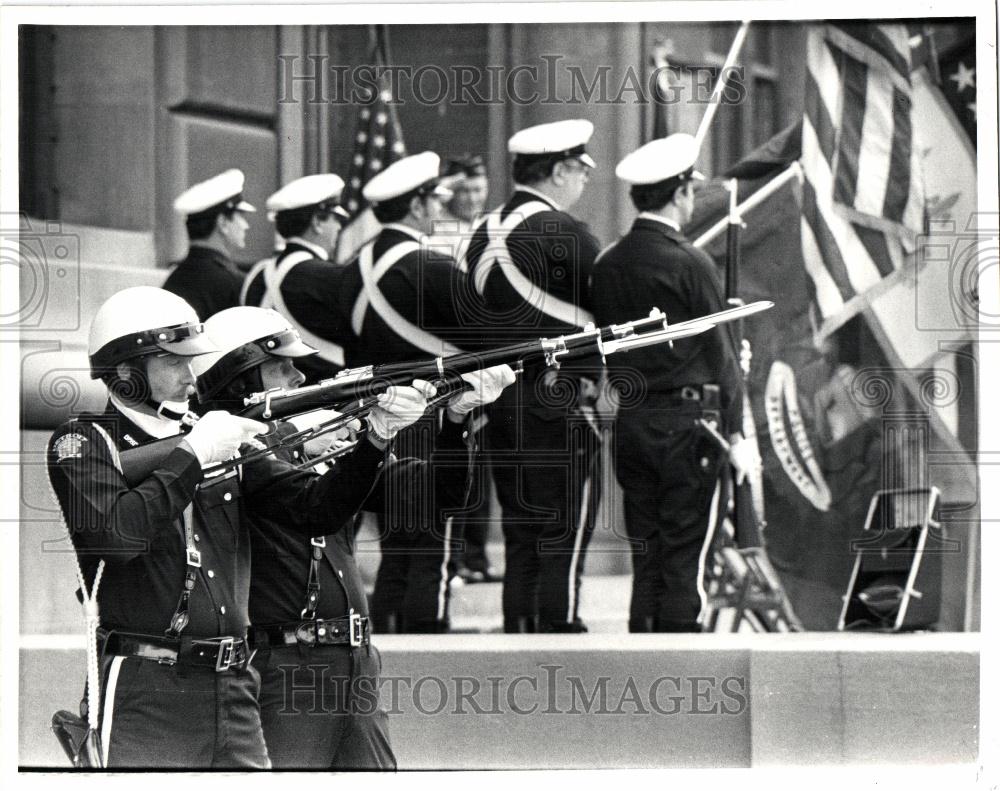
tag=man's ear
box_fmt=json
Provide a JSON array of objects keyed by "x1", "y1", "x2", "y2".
[
  {"x1": 550, "y1": 160, "x2": 567, "y2": 186},
  {"x1": 116, "y1": 362, "x2": 132, "y2": 380},
  {"x1": 409, "y1": 194, "x2": 425, "y2": 219}
]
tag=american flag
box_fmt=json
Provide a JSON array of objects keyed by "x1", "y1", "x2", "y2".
[
  {"x1": 335, "y1": 28, "x2": 407, "y2": 264},
  {"x1": 799, "y1": 22, "x2": 926, "y2": 332}
]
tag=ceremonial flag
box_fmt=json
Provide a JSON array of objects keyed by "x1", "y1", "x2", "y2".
[
  {"x1": 335, "y1": 27, "x2": 407, "y2": 264},
  {"x1": 686, "y1": 22, "x2": 977, "y2": 629},
  {"x1": 799, "y1": 23, "x2": 926, "y2": 334}
]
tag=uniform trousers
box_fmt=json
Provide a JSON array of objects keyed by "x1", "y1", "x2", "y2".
[
  {"x1": 489, "y1": 379, "x2": 602, "y2": 633},
  {"x1": 97, "y1": 654, "x2": 269, "y2": 769},
  {"x1": 615, "y1": 401, "x2": 726, "y2": 633},
  {"x1": 254, "y1": 642, "x2": 396, "y2": 770},
  {"x1": 371, "y1": 512, "x2": 453, "y2": 633}
]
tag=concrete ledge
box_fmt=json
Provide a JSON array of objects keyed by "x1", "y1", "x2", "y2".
[{"x1": 19, "y1": 633, "x2": 979, "y2": 769}]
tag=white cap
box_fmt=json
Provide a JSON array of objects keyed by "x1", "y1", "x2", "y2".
[
  {"x1": 362, "y1": 152, "x2": 452, "y2": 204},
  {"x1": 173, "y1": 169, "x2": 256, "y2": 217},
  {"x1": 615, "y1": 134, "x2": 705, "y2": 186},
  {"x1": 508, "y1": 119, "x2": 596, "y2": 168},
  {"x1": 266, "y1": 174, "x2": 349, "y2": 219}
]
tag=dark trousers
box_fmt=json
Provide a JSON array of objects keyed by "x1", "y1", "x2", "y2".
[
  {"x1": 452, "y1": 458, "x2": 493, "y2": 573},
  {"x1": 97, "y1": 655, "x2": 269, "y2": 769},
  {"x1": 371, "y1": 511, "x2": 452, "y2": 633},
  {"x1": 615, "y1": 405, "x2": 726, "y2": 632},
  {"x1": 371, "y1": 420, "x2": 453, "y2": 633},
  {"x1": 254, "y1": 643, "x2": 396, "y2": 770},
  {"x1": 489, "y1": 383, "x2": 602, "y2": 633}
]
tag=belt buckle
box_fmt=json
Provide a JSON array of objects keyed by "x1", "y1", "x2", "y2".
[
  {"x1": 349, "y1": 613, "x2": 364, "y2": 647},
  {"x1": 186, "y1": 548, "x2": 202, "y2": 568},
  {"x1": 215, "y1": 637, "x2": 235, "y2": 672}
]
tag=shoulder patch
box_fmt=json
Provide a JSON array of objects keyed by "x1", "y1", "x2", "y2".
[{"x1": 54, "y1": 432, "x2": 88, "y2": 462}]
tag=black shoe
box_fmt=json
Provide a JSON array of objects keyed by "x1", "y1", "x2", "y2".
[{"x1": 540, "y1": 619, "x2": 589, "y2": 633}]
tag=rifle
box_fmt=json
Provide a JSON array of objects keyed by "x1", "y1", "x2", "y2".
[{"x1": 119, "y1": 302, "x2": 773, "y2": 484}]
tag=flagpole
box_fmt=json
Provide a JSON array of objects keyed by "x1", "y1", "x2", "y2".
[
  {"x1": 693, "y1": 20, "x2": 751, "y2": 150},
  {"x1": 692, "y1": 161, "x2": 802, "y2": 249}
]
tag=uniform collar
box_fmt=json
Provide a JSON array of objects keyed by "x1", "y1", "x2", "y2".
[
  {"x1": 637, "y1": 212, "x2": 682, "y2": 232},
  {"x1": 513, "y1": 184, "x2": 560, "y2": 211},
  {"x1": 186, "y1": 242, "x2": 232, "y2": 262},
  {"x1": 285, "y1": 236, "x2": 330, "y2": 261},
  {"x1": 381, "y1": 223, "x2": 426, "y2": 243},
  {"x1": 109, "y1": 394, "x2": 184, "y2": 439}
]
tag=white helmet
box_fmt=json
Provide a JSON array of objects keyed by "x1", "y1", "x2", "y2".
[
  {"x1": 88, "y1": 286, "x2": 216, "y2": 379},
  {"x1": 194, "y1": 307, "x2": 317, "y2": 402}
]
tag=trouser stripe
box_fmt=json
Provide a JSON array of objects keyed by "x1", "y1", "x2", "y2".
[{"x1": 100, "y1": 656, "x2": 125, "y2": 766}]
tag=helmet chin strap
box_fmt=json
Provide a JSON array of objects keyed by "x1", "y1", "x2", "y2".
[{"x1": 154, "y1": 398, "x2": 191, "y2": 422}]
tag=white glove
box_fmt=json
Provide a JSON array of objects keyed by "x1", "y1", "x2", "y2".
[
  {"x1": 366, "y1": 380, "x2": 436, "y2": 441},
  {"x1": 184, "y1": 411, "x2": 269, "y2": 466},
  {"x1": 287, "y1": 409, "x2": 361, "y2": 457},
  {"x1": 447, "y1": 365, "x2": 517, "y2": 418},
  {"x1": 729, "y1": 435, "x2": 762, "y2": 485}
]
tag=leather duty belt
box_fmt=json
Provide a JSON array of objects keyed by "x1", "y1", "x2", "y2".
[
  {"x1": 100, "y1": 631, "x2": 255, "y2": 672},
  {"x1": 249, "y1": 613, "x2": 370, "y2": 648}
]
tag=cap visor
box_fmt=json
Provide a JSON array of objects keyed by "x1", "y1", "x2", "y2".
[
  {"x1": 432, "y1": 184, "x2": 454, "y2": 199},
  {"x1": 691, "y1": 170, "x2": 706, "y2": 181},
  {"x1": 236, "y1": 200, "x2": 257, "y2": 212},
  {"x1": 159, "y1": 334, "x2": 219, "y2": 357},
  {"x1": 333, "y1": 205, "x2": 351, "y2": 220},
  {"x1": 579, "y1": 153, "x2": 597, "y2": 169},
  {"x1": 273, "y1": 338, "x2": 319, "y2": 358}
]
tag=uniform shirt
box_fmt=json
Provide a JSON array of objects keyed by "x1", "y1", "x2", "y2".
[
  {"x1": 590, "y1": 214, "x2": 744, "y2": 430},
  {"x1": 47, "y1": 400, "x2": 387, "y2": 639},
  {"x1": 242, "y1": 238, "x2": 351, "y2": 381},
  {"x1": 163, "y1": 245, "x2": 244, "y2": 321},
  {"x1": 338, "y1": 224, "x2": 474, "y2": 367},
  {"x1": 247, "y1": 416, "x2": 475, "y2": 624},
  {"x1": 464, "y1": 187, "x2": 601, "y2": 346}
]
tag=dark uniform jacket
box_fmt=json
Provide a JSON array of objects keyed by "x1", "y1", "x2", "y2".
[
  {"x1": 338, "y1": 225, "x2": 473, "y2": 367},
  {"x1": 590, "y1": 216, "x2": 744, "y2": 431},
  {"x1": 464, "y1": 188, "x2": 602, "y2": 417},
  {"x1": 248, "y1": 416, "x2": 475, "y2": 625},
  {"x1": 464, "y1": 188, "x2": 601, "y2": 345},
  {"x1": 163, "y1": 246, "x2": 244, "y2": 321},
  {"x1": 242, "y1": 240, "x2": 352, "y2": 382},
  {"x1": 47, "y1": 401, "x2": 387, "y2": 639}
]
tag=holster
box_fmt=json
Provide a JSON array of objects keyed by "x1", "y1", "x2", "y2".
[{"x1": 51, "y1": 707, "x2": 102, "y2": 768}]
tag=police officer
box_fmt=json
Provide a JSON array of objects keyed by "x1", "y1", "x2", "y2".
[
  {"x1": 163, "y1": 169, "x2": 256, "y2": 320},
  {"x1": 47, "y1": 286, "x2": 431, "y2": 767},
  {"x1": 242, "y1": 174, "x2": 352, "y2": 381},
  {"x1": 339, "y1": 151, "x2": 483, "y2": 632},
  {"x1": 192, "y1": 306, "x2": 513, "y2": 767},
  {"x1": 464, "y1": 119, "x2": 603, "y2": 633},
  {"x1": 590, "y1": 134, "x2": 761, "y2": 633},
  {"x1": 426, "y1": 154, "x2": 496, "y2": 584},
  {"x1": 427, "y1": 155, "x2": 490, "y2": 266}
]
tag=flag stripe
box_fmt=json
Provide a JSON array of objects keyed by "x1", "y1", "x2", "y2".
[
  {"x1": 882, "y1": 85, "x2": 913, "y2": 223},
  {"x1": 801, "y1": 178, "x2": 855, "y2": 303},
  {"x1": 851, "y1": 221, "x2": 896, "y2": 277},
  {"x1": 804, "y1": 71, "x2": 838, "y2": 165},
  {"x1": 853, "y1": 67, "x2": 895, "y2": 218},
  {"x1": 830, "y1": 22, "x2": 911, "y2": 83},
  {"x1": 833, "y1": 52, "x2": 868, "y2": 206}
]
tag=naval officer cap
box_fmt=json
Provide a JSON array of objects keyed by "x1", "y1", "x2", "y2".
[
  {"x1": 508, "y1": 119, "x2": 596, "y2": 169},
  {"x1": 615, "y1": 133, "x2": 705, "y2": 186},
  {"x1": 173, "y1": 169, "x2": 256, "y2": 218},
  {"x1": 362, "y1": 152, "x2": 453, "y2": 205},
  {"x1": 266, "y1": 174, "x2": 350, "y2": 220}
]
